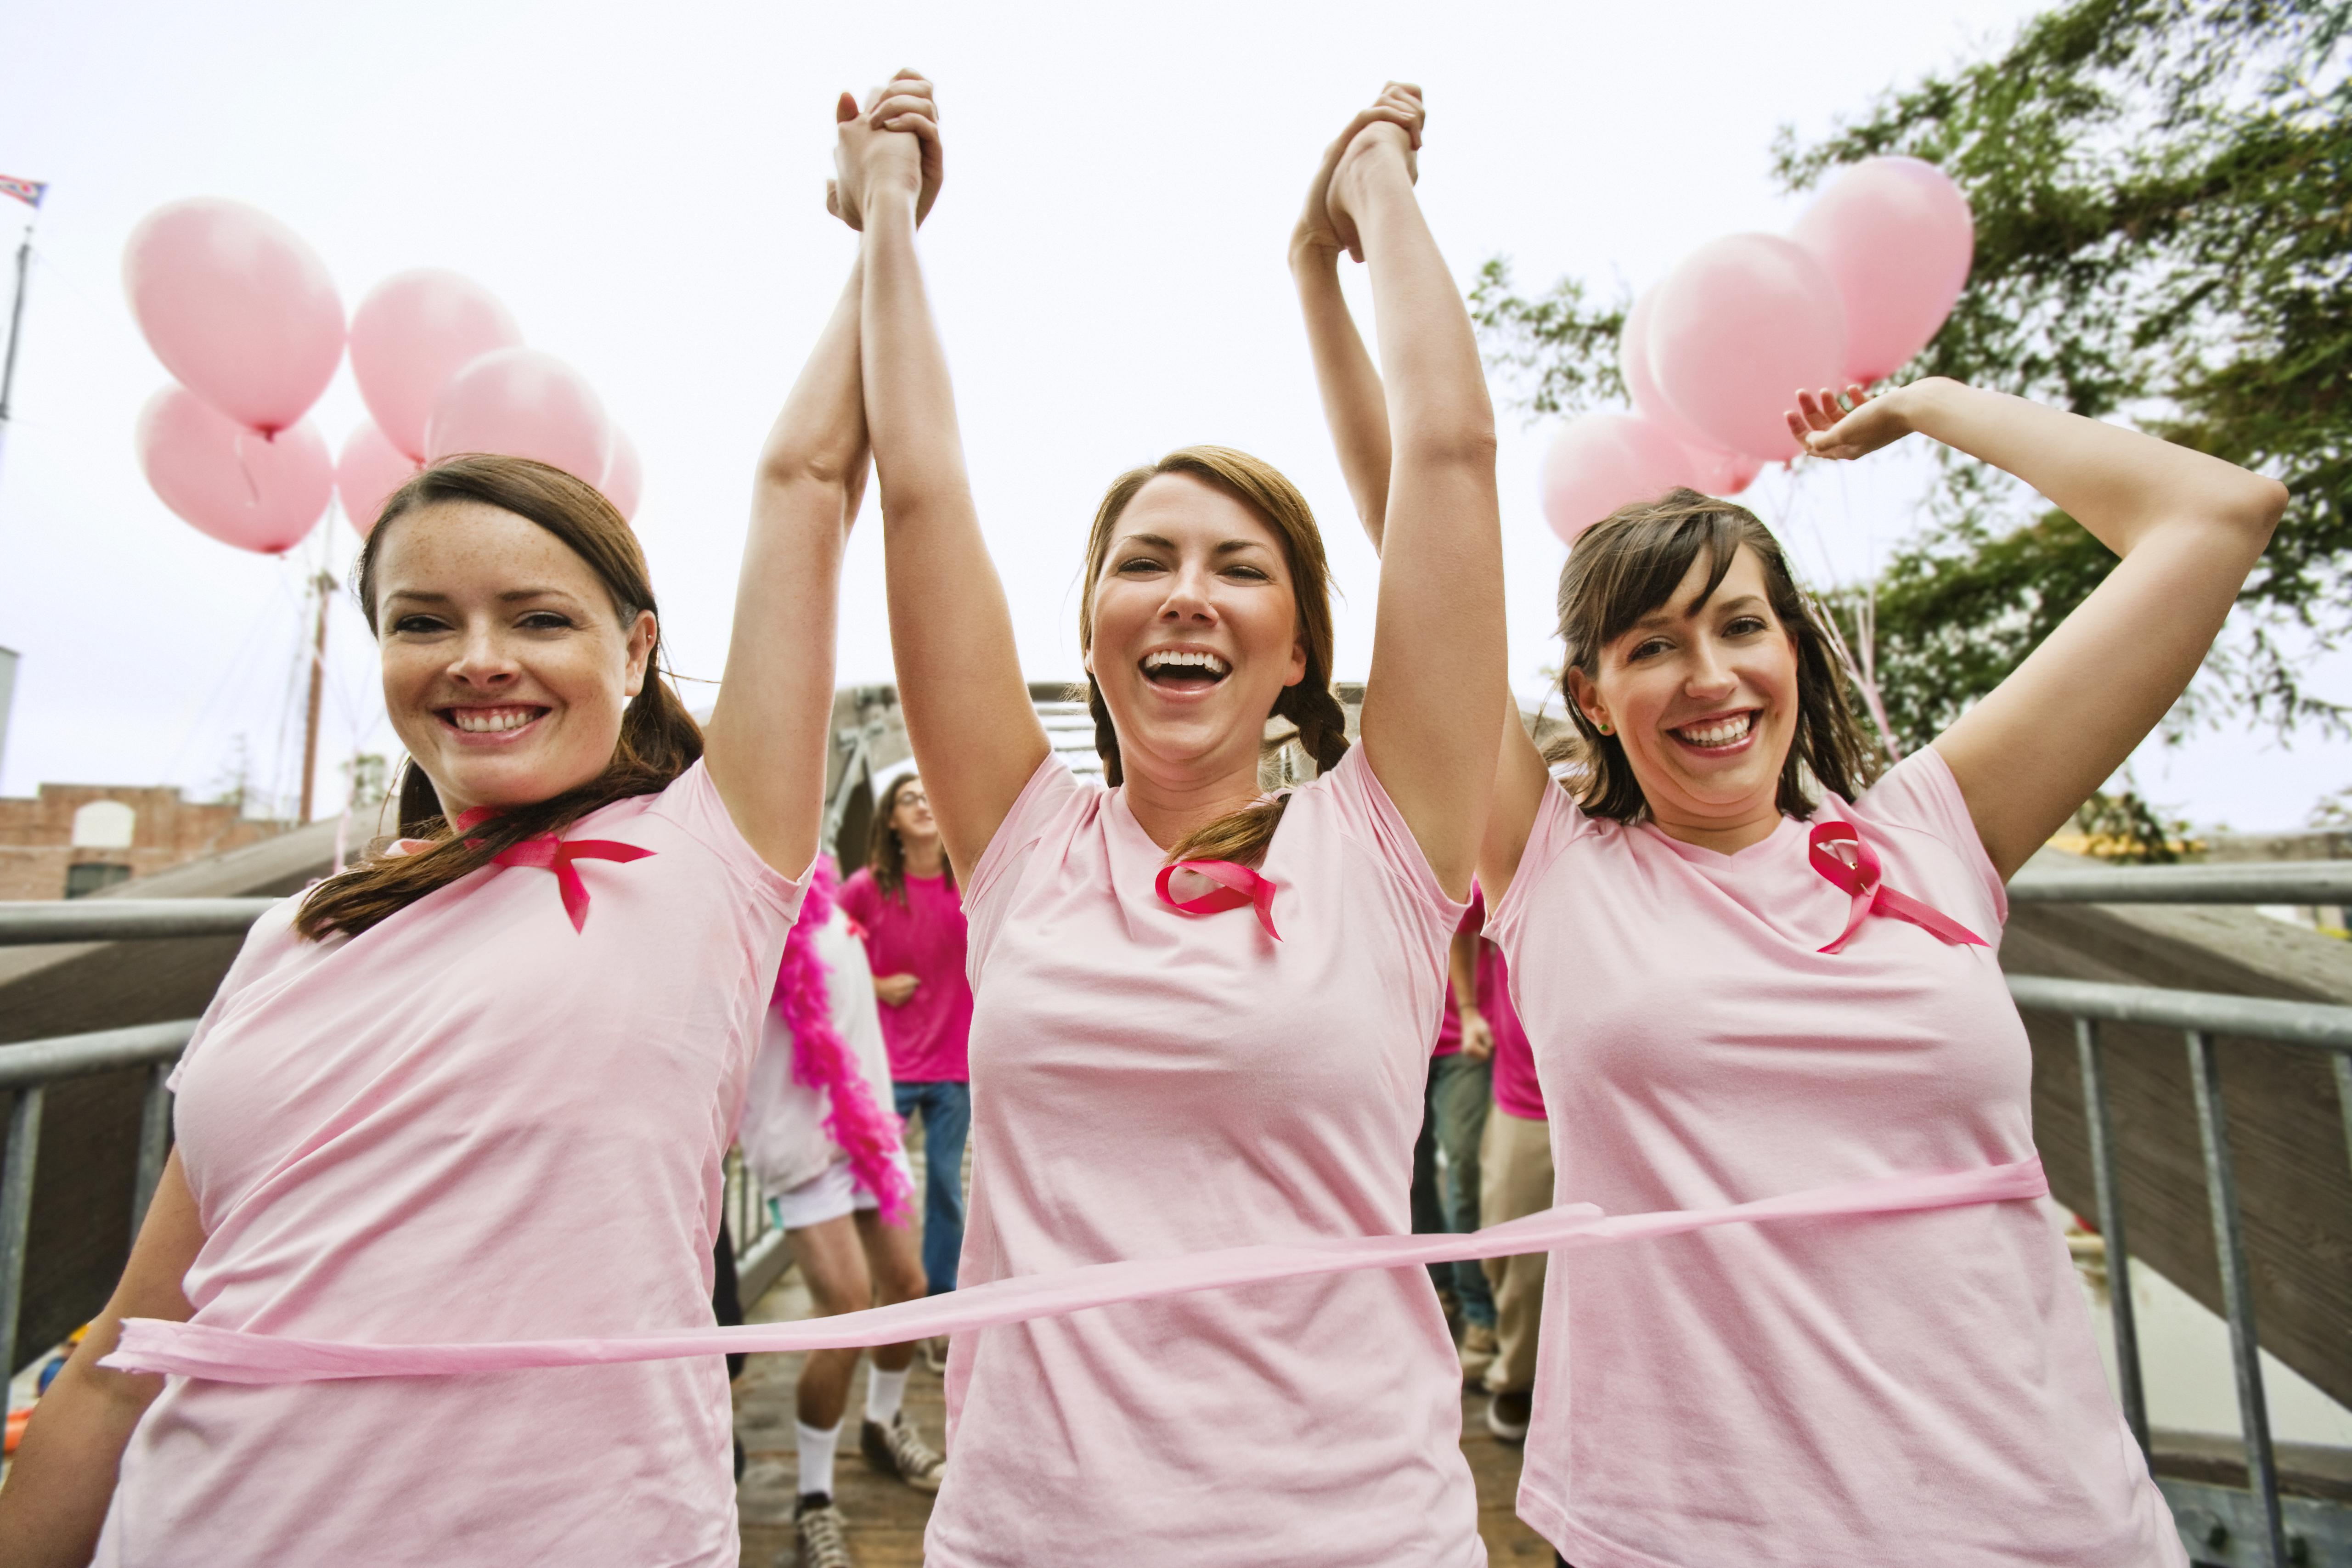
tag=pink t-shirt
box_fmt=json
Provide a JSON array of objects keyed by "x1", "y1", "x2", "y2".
[
  {"x1": 1486, "y1": 749, "x2": 2180, "y2": 1568},
  {"x1": 839, "y1": 867, "x2": 973, "y2": 1082},
  {"x1": 97, "y1": 762, "x2": 803, "y2": 1568},
  {"x1": 930, "y1": 746, "x2": 1484, "y2": 1568},
  {"x1": 1472, "y1": 902, "x2": 1545, "y2": 1120}
]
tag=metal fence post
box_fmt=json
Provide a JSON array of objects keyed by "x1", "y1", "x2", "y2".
[
  {"x1": 2334, "y1": 1049, "x2": 2352, "y2": 1190},
  {"x1": 0, "y1": 1085, "x2": 45, "y2": 1374},
  {"x1": 2185, "y1": 1029, "x2": 2287, "y2": 1568},
  {"x1": 2075, "y1": 1017, "x2": 2149, "y2": 1458},
  {"x1": 130, "y1": 1061, "x2": 173, "y2": 1237}
]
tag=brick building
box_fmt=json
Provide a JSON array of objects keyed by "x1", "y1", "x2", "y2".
[{"x1": 0, "y1": 784, "x2": 288, "y2": 901}]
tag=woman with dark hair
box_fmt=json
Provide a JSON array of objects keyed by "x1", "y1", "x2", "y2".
[
  {"x1": 0, "y1": 171, "x2": 905, "y2": 1561},
  {"x1": 839, "y1": 771, "x2": 973, "y2": 1302},
  {"x1": 1459, "y1": 389, "x2": 2278, "y2": 1566},
  {"x1": 839, "y1": 72, "x2": 1506, "y2": 1567}
]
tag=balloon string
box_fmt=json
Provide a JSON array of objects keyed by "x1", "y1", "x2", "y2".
[{"x1": 101, "y1": 1157, "x2": 2046, "y2": 1385}]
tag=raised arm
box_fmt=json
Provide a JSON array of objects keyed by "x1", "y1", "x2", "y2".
[
  {"x1": 1793, "y1": 378, "x2": 2287, "y2": 880},
  {"x1": 840, "y1": 74, "x2": 1049, "y2": 877},
  {"x1": 1323, "y1": 98, "x2": 1508, "y2": 900},
  {"x1": 700, "y1": 231, "x2": 871, "y2": 878}
]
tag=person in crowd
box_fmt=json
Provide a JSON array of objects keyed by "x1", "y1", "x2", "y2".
[
  {"x1": 839, "y1": 771, "x2": 972, "y2": 1325},
  {"x1": 838, "y1": 69, "x2": 1506, "y2": 1566},
  {"x1": 1461, "y1": 892, "x2": 1548, "y2": 1442},
  {"x1": 0, "y1": 166, "x2": 898, "y2": 1562},
  {"x1": 738, "y1": 858, "x2": 945, "y2": 1567},
  {"x1": 1410, "y1": 912, "x2": 1497, "y2": 1361}
]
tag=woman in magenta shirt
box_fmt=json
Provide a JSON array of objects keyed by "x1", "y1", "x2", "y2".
[
  {"x1": 840, "y1": 770, "x2": 975, "y2": 1296},
  {"x1": 838, "y1": 75, "x2": 1506, "y2": 1565}
]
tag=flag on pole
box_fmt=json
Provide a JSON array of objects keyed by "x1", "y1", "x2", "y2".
[{"x1": 0, "y1": 177, "x2": 45, "y2": 210}]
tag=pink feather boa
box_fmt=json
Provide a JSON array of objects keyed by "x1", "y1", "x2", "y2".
[{"x1": 770, "y1": 861, "x2": 915, "y2": 1225}]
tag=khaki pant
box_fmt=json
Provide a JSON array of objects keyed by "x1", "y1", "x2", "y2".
[{"x1": 1478, "y1": 1107, "x2": 1554, "y2": 1394}]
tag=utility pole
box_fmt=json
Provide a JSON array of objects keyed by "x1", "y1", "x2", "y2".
[
  {"x1": 0, "y1": 212, "x2": 32, "y2": 469},
  {"x1": 298, "y1": 570, "x2": 333, "y2": 823}
]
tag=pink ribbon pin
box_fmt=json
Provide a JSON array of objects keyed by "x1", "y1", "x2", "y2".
[
  {"x1": 492, "y1": 836, "x2": 655, "y2": 933},
  {"x1": 1808, "y1": 820, "x2": 1987, "y2": 955},
  {"x1": 1154, "y1": 859, "x2": 1281, "y2": 942}
]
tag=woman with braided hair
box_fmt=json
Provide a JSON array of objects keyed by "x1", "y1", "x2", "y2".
[{"x1": 835, "y1": 72, "x2": 1505, "y2": 1567}]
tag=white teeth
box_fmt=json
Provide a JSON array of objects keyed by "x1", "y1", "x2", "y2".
[
  {"x1": 1142, "y1": 650, "x2": 1230, "y2": 676},
  {"x1": 1676, "y1": 714, "x2": 1754, "y2": 748},
  {"x1": 451, "y1": 708, "x2": 538, "y2": 733}
]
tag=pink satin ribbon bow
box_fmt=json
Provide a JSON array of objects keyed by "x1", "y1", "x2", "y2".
[
  {"x1": 1808, "y1": 820, "x2": 1987, "y2": 955},
  {"x1": 1154, "y1": 860, "x2": 1281, "y2": 941},
  {"x1": 491, "y1": 836, "x2": 655, "y2": 933}
]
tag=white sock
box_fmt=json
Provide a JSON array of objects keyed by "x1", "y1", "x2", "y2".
[
  {"x1": 795, "y1": 1420, "x2": 840, "y2": 1499},
  {"x1": 865, "y1": 1364, "x2": 910, "y2": 1426}
]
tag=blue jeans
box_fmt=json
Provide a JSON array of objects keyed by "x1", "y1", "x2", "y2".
[
  {"x1": 1414, "y1": 1053, "x2": 1495, "y2": 1328},
  {"x1": 893, "y1": 1079, "x2": 970, "y2": 1295}
]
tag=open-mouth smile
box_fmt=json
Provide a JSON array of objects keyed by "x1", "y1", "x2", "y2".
[
  {"x1": 1668, "y1": 709, "x2": 1759, "y2": 755},
  {"x1": 437, "y1": 703, "x2": 548, "y2": 743},
  {"x1": 1139, "y1": 648, "x2": 1231, "y2": 695}
]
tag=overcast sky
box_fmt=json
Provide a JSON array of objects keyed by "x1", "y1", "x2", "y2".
[{"x1": 1, "y1": 0, "x2": 2340, "y2": 831}]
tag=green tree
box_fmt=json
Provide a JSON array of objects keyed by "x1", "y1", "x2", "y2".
[{"x1": 1473, "y1": 0, "x2": 2352, "y2": 823}]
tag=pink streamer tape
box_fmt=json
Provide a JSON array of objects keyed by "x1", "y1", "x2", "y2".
[
  {"x1": 102, "y1": 1157, "x2": 2044, "y2": 1384},
  {"x1": 1808, "y1": 820, "x2": 1987, "y2": 955},
  {"x1": 1154, "y1": 859, "x2": 1281, "y2": 941}
]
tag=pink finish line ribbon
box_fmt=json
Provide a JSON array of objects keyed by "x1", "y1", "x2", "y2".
[
  {"x1": 491, "y1": 837, "x2": 654, "y2": 933},
  {"x1": 1154, "y1": 859, "x2": 1281, "y2": 941},
  {"x1": 1808, "y1": 821, "x2": 1988, "y2": 955},
  {"x1": 102, "y1": 1157, "x2": 2045, "y2": 1384}
]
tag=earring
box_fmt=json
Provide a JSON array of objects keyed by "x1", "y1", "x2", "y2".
[{"x1": 1596, "y1": 719, "x2": 1614, "y2": 735}]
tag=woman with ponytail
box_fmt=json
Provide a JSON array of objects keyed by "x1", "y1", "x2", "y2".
[
  {"x1": 0, "y1": 130, "x2": 908, "y2": 1561},
  {"x1": 839, "y1": 73, "x2": 1506, "y2": 1566}
]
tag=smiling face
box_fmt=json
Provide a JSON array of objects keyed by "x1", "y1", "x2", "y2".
[
  {"x1": 1567, "y1": 542, "x2": 1800, "y2": 841},
  {"x1": 371, "y1": 499, "x2": 656, "y2": 823},
  {"x1": 887, "y1": 776, "x2": 937, "y2": 848},
  {"x1": 1084, "y1": 471, "x2": 1308, "y2": 788}
]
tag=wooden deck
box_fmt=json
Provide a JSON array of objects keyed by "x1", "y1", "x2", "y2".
[{"x1": 733, "y1": 1268, "x2": 1555, "y2": 1565}]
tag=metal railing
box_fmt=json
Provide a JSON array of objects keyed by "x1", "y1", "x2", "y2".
[{"x1": 2005, "y1": 863, "x2": 2352, "y2": 1568}]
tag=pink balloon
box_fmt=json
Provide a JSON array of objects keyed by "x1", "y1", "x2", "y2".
[
  {"x1": 349, "y1": 270, "x2": 524, "y2": 462},
  {"x1": 601, "y1": 429, "x2": 643, "y2": 521},
  {"x1": 123, "y1": 200, "x2": 344, "y2": 435},
  {"x1": 1540, "y1": 412, "x2": 1695, "y2": 546},
  {"x1": 337, "y1": 421, "x2": 420, "y2": 538},
  {"x1": 1792, "y1": 157, "x2": 1974, "y2": 384},
  {"x1": 1621, "y1": 288, "x2": 1764, "y2": 496},
  {"x1": 425, "y1": 347, "x2": 612, "y2": 483},
  {"x1": 137, "y1": 385, "x2": 333, "y2": 553},
  {"x1": 1648, "y1": 234, "x2": 1846, "y2": 463}
]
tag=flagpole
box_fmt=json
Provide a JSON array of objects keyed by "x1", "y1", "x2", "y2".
[{"x1": 0, "y1": 208, "x2": 33, "y2": 474}]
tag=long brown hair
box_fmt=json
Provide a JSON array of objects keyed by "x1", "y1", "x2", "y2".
[
  {"x1": 864, "y1": 771, "x2": 956, "y2": 904},
  {"x1": 1556, "y1": 488, "x2": 1878, "y2": 823},
  {"x1": 295, "y1": 455, "x2": 705, "y2": 941},
  {"x1": 1077, "y1": 446, "x2": 1349, "y2": 869}
]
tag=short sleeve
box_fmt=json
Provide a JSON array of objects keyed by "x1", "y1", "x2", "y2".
[
  {"x1": 1485, "y1": 780, "x2": 1590, "y2": 960},
  {"x1": 646, "y1": 759, "x2": 808, "y2": 922},
  {"x1": 167, "y1": 897, "x2": 301, "y2": 1092},
  {"x1": 963, "y1": 755, "x2": 1095, "y2": 979},
  {"x1": 1858, "y1": 745, "x2": 2008, "y2": 928},
  {"x1": 1302, "y1": 747, "x2": 1469, "y2": 929},
  {"x1": 837, "y1": 870, "x2": 880, "y2": 935}
]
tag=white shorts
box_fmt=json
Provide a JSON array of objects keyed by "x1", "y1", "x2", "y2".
[{"x1": 771, "y1": 1150, "x2": 915, "y2": 1232}]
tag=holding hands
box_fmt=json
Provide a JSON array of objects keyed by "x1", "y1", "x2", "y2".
[
  {"x1": 827, "y1": 69, "x2": 943, "y2": 231},
  {"x1": 1295, "y1": 82, "x2": 1425, "y2": 264}
]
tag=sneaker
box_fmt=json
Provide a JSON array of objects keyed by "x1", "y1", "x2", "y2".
[
  {"x1": 861, "y1": 1410, "x2": 946, "y2": 1492},
  {"x1": 1458, "y1": 1322, "x2": 1498, "y2": 1385},
  {"x1": 795, "y1": 1493, "x2": 855, "y2": 1568},
  {"x1": 924, "y1": 1336, "x2": 950, "y2": 1375},
  {"x1": 1486, "y1": 1388, "x2": 1531, "y2": 1444}
]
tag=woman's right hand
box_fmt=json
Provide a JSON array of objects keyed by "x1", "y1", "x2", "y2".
[
  {"x1": 875, "y1": 972, "x2": 921, "y2": 1007},
  {"x1": 1293, "y1": 83, "x2": 1424, "y2": 266},
  {"x1": 826, "y1": 70, "x2": 943, "y2": 232}
]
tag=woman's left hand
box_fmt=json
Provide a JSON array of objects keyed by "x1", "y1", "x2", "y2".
[
  {"x1": 1787, "y1": 381, "x2": 1922, "y2": 462},
  {"x1": 1306, "y1": 83, "x2": 1423, "y2": 264},
  {"x1": 826, "y1": 70, "x2": 943, "y2": 232}
]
